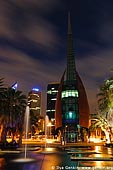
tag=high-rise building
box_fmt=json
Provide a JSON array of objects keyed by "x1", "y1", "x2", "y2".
[
  {"x1": 28, "y1": 88, "x2": 41, "y2": 117},
  {"x1": 46, "y1": 82, "x2": 59, "y2": 125},
  {"x1": 55, "y1": 13, "x2": 90, "y2": 142}
]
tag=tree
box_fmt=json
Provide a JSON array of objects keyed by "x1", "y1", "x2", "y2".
[
  {"x1": 90, "y1": 76, "x2": 113, "y2": 143},
  {"x1": 89, "y1": 114, "x2": 111, "y2": 143},
  {"x1": 0, "y1": 78, "x2": 8, "y2": 143},
  {"x1": 97, "y1": 77, "x2": 113, "y2": 113},
  {"x1": 0, "y1": 86, "x2": 27, "y2": 145}
]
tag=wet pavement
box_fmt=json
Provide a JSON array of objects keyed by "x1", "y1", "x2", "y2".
[
  {"x1": 1, "y1": 147, "x2": 78, "y2": 170},
  {"x1": 1, "y1": 145, "x2": 113, "y2": 170}
]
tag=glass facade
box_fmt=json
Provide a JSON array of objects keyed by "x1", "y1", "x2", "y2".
[
  {"x1": 62, "y1": 90, "x2": 78, "y2": 98},
  {"x1": 46, "y1": 83, "x2": 59, "y2": 123},
  {"x1": 28, "y1": 89, "x2": 41, "y2": 117},
  {"x1": 61, "y1": 84, "x2": 79, "y2": 125}
]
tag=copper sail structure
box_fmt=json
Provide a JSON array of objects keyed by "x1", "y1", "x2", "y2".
[
  {"x1": 55, "y1": 12, "x2": 90, "y2": 142},
  {"x1": 76, "y1": 71, "x2": 90, "y2": 128}
]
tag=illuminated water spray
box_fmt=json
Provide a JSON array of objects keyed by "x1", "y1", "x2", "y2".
[
  {"x1": 11, "y1": 105, "x2": 36, "y2": 163},
  {"x1": 45, "y1": 115, "x2": 49, "y2": 147},
  {"x1": 24, "y1": 106, "x2": 30, "y2": 158}
]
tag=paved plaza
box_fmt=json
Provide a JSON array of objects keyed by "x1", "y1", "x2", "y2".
[{"x1": 0, "y1": 142, "x2": 113, "y2": 170}]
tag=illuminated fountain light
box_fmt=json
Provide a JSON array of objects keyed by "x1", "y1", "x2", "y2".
[
  {"x1": 11, "y1": 157, "x2": 36, "y2": 163},
  {"x1": 39, "y1": 147, "x2": 58, "y2": 154},
  {"x1": 89, "y1": 137, "x2": 102, "y2": 143},
  {"x1": 39, "y1": 115, "x2": 58, "y2": 154},
  {"x1": 11, "y1": 106, "x2": 36, "y2": 163}
]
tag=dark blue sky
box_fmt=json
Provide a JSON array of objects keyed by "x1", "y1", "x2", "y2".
[{"x1": 0, "y1": 0, "x2": 113, "y2": 114}]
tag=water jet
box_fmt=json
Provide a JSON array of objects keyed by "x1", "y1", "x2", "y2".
[{"x1": 11, "y1": 106, "x2": 36, "y2": 163}]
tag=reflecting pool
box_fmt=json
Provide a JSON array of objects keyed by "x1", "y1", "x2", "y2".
[{"x1": 0, "y1": 145, "x2": 113, "y2": 170}]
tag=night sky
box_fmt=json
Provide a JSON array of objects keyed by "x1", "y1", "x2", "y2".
[{"x1": 1, "y1": 0, "x2": 113, "y2": 115}]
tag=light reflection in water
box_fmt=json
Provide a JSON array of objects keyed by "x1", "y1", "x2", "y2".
[
  {"x1": 44, "y1": 147, "x2": 55, "y2": 152},
  {"x1": 81, "y1": 161, "x2": 112, "y2": 167},
  {"x1": 2, "y1": 145, "x2": 113, "y2": 169},
  {"x1": 107, "y1": 148, "x2": 112, "y2": 155},
  {"x1": 94, "y1": 146, "x2": 101, "y2": 152},
  {"x1": 81, "y1": 145, "x2": 113, "y2": 167},
  {"x1": 93, "y1": 160, "x2": 104, "y2": 167}
]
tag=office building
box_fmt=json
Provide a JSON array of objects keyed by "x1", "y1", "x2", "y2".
[
  {"x1": 28, "y1": 88, "x2": 41, "y2": 118},
  {"x1": 47, "y1": 82, "x2": 59, "y2": 125}
]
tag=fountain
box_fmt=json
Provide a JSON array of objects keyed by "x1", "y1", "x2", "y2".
[
  {"x1": 45, "y1": 115, "x2": 49, "y2": 147},
  {"x1": 11, "y1": 106, "x2": 36, "y2": 163},
  {"x1": 24, "y1": 105, "x2": 30, "y2": 158},
  {"x1": 40, "y1": 115, "x2": 58, "y2": 154}
]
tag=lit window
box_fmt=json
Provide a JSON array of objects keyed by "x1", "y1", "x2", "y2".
[
  {"x1": 65, "y1": 111, "x2": 76, "y2": 120},
  {"x1": 61, "y1": 90, "x2": 78, "y2": 98},
  {"x1": 47, "y1": 90, "x2": 52, "y2": 94},
  {"x1": 47, "y1": 90, "x2": 58, "y2": 94},
  {"x1": 69, "y1": 111, "x2": 72, "y2": 119},
  {"x1": 51, "y1": 98, "x2": 56, "y2": 100}
]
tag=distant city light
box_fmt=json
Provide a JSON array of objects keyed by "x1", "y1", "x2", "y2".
[
  {"x1": 32, "y1": 88, "x2": 39, "y2": 92},
  {"x1": 11, "y1": 82, "x2": 18, "y2": 90}
]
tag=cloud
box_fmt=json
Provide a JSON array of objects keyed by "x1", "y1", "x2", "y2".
[
  {"x1": 0, "y1": 0, "x2": 61, "y2": 53},
  {"x1": 0, "y1": 46, "x2": 64, "y2": 91},
  {"x1": 9, "y1": 0, "x2": 59, "y2": 11},
  {"x1": 1, "y1": 0, "x2": 113, "y2": 116},
  {"x1": 24, "y1": 19, "x2": 60, "y2": 53},
  {"x1": 77, "y1": 48, "x2": 113, "y2": 113}
]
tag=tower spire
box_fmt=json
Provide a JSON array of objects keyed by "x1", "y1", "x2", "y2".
[
  {"x1": 68, "y1": 11, "x2": 72, "y2": 35},
  {"x1": 66, "y1": 12, "x2": 76, "y2": 82}
]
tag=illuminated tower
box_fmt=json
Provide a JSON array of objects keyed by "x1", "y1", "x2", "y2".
[
  {"x1": 28, "y1": 88, "x2": 41, "y2": 117},
  {"x1": 55, "y1": 13, "x2": 90, "y2": 142},
  {"x1": 62, "y1": 13, "x2": 79, "y2": 142}
]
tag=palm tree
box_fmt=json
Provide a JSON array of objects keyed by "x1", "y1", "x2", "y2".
[
  {"x1": 91, "y1": 76, "x2": 113, "y2": 143},
  {"x1": 97, "y1": 77, "x2": 113, "y2": 113},
  {"x1": 0, "y1": 115, "x2": 9, "y2": 143},
  {"x1": 89, "y1": 114, "x2": 111, "y2": 143},
  {"x1": 0, "y1": 78, "x2": 8, "y2": 144},
  {"x1": 0, "y1": 87, "x2": 27, "y2": 145},
  {"x1": 0, "y1": 78, "x2": 7, "y2": 112},
  {"x1": 88, "y1": 69, "x2": 113, "y2": 144},
  {"x1": 0, "y1": 78, "x2": 5, "y2": 89}
]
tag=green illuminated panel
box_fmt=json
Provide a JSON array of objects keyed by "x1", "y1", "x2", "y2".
[
  {"x1": 62, "y1": 90, "x2": 78, "y2": 98},
  {"x1": 65, "y1": 111, "x2": 76, "y2": 120}
]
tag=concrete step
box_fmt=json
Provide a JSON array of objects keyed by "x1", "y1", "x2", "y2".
[{"x1": 71, "y1": 156, "x2": 113, "y2": 161}]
